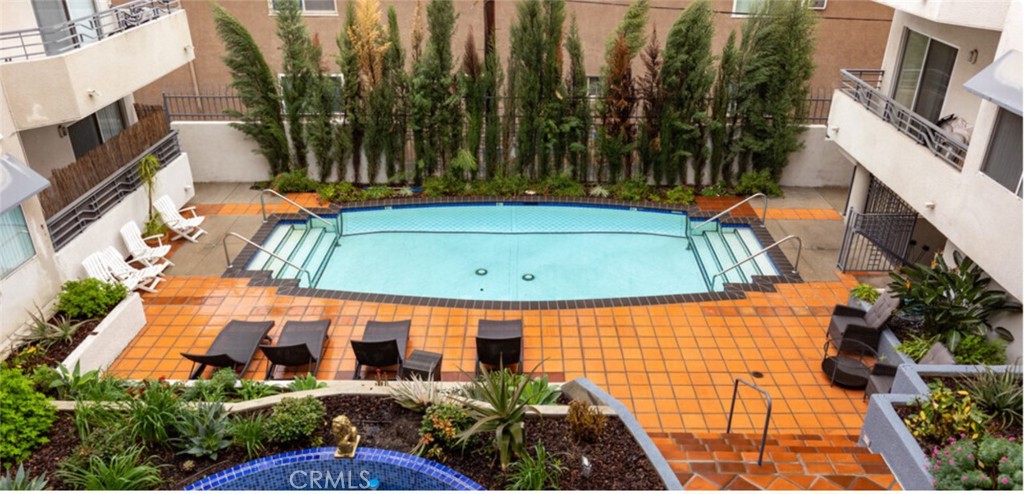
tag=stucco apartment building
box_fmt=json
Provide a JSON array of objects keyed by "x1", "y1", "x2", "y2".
[{"x1": 133, "y1": 0, "x2": 895, "y2": 105}]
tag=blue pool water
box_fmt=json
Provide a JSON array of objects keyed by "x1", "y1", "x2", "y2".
[
  {"x1": 185, "y1": 448, "x2": 482, "y2": 490},
  {"x1": 247, "y1": 203, "x2": 778, "y2": 301}
]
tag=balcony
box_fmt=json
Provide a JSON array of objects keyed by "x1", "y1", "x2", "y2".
[
  {"x1": 0, "y1": 0, "x2": 193, "y2": 131},
  {"x1": 835, "y1": 69, "x2": 967, "y2": 170},
  {"x1": 872, "y1": 0, "x2": 1010, "y2": 31}
]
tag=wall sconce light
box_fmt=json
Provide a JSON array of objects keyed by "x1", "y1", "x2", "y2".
[
  {"x1": 969, "y1": 49, "x2": 979, "y2": 64},
  {"x1": 924, "y1": 201, "x2": 936, "y2": 210},
  {"x1": 86, "y1": 89, "x2": 100, "y2": 98},
  {"x1": 57, "y1": 124, "x2": 68, "y2": 137},
  {"x1": 184, "y1": 44, "x2": 193, "y2": 53}
]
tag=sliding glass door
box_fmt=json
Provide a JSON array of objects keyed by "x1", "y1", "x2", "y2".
[{"x1": 892, "y1": 29, "x2": 958, "y2": 123}]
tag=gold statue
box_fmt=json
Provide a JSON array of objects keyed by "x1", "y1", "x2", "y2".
[{"x1": 331, "y1": 415, "x2": 361, "y2": 458}]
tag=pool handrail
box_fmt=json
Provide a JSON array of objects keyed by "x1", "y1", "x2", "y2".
[
  {"x1": 223, "y1": 231, "x2": 313, "y2": 287},
  {"x1": 259, "y1": 189, "x2": 340, "y2": 235},
  {"x1": 686, "y1": 193, "x2": 768, "y2": 241},
  {"x1": 711, "y1": 234, "x2": 801, "y2": 289}
]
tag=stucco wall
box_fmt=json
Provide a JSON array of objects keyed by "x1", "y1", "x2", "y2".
[
  {"x1": 778, "y1": 126, "x2": 852, "y2": 187},
  {"x1": 873, "y1": 0, "x2": 1010, "y2": 32},
  {"x1": 0, "y1": 195, "x2": 64, "y2": 349},
  {"x1": 52, "y1": 153, "x2": 195, "y2": 281},
  {"x1": 172, "y1": 122, "x2": 271, "y2": 182},
  {"x1": 19, "y1": 125, "x2": 76, "y2": 178}
]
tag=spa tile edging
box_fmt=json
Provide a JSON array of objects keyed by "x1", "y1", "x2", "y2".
[
  {"x1": 860, "y1": 364, "x2": 1019, "y2": 490},
  {"x1": 222, "y1": 198, "x2": 802, "y2": 309},
  {"x1": 184, "y1": 447, "x2": 484, "y2": 491},
  {"x1": 561, "y1": 377, "x2": 684, "y2": 490}
]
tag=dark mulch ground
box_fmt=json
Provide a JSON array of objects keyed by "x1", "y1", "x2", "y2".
[
  {"x1": 885, "y1": 311, "x2": 927, "y2": 344},
  {"x1": 3, "y1": 319, "x2": 98, "y2": 372},
  {"x1": 24, "y1": 395, "x2": 663, "y2": 490}
]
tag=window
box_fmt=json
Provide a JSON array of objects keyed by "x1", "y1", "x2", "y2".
[
  {"x1": 0, "y1": 206, "x2": 36, "y2": 278},
  {"x1": 732, "y1": 1, "x2": 825, "y2": 16},
  {"x1": 586, "y1": 76, "x2": 602, "y2": 98},
  {"x1": 67, "y1": 101, "x2": 126, "y2": 159},
  {"x1": 981, "y1": 109, "x2": 1023, "y2": 197},
  {"x1": 892, "y1": 29, "x2": 958, "y2": 123},
  {"x1": 270, "y1": 0, "x2": 336, "y2": 14}
]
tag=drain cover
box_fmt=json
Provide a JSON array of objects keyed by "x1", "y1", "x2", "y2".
[
  {"x1": 522, "y1": 274, "x2": 535, "y2": 281},
  {"x1": 751, "y1": 371, "x2": 764, "y2": 379},
  {"x1": 475, "y1": 268, "x2": 488, "y2": 276}
]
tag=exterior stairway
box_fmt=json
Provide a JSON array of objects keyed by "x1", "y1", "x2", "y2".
[{"x1": 650, "y1": 431, "x2": 900, "y2": 490}]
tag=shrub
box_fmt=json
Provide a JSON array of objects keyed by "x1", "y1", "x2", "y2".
[
  {"x1": 37, "y1": 363, "x2": 128, "y2": 401},
  {"x1": 896, "y1": 334, "x2": 938, "y2": 362},
  {"x1": 72, "y1": 400, "x2": 126, "y2": 443},
  {"x1": 56, "y1": 278, "x2": 127, "y2": 320},
  {"x1": 904, "y1": 381, "x2": 987, "y2": 446},
  {"x1": 173, "y1": 402, "x2": 232, "y2": 460},
  {"x1": 539, "y1": 175, "x2": 585, "y2": 197},
  {"x1": 850, "y1": 283, "x2": 881, "y2": 304},
  {"x1": 969, "y1": 367, "x2": 1023, "y2": 431},
  {"x1": 398, "y1": 186, "x2": 415, "y2": 197},
  {"x1": 0, "y1": 368, "x2": 56, "y2": 467},
  {"x1": 423, "y1": 175, "x2": 466, "y2": 197},
  {"x1": 0, "y1": 464, "x2": 47, "y2": 490},
  {"x1": 183, "y1": 368, "x2": 237, "y2": 402},
  {"x1": 733, "y1": 169, "x2": 783, "y2": 197},
  {"x1": 23, "y1": 305, "x2": 91, "y2": 349},
  {"x1": 701, "y1": 181, "x2": 727, "y2": 197},
  {"x1": 237, "y1": 379, "x2": 279, "y2": 401},
  {"x1": 271, "y1": 170, "x2": 319, "y2": 193},
  {"x1": 57, "y1": 446, "x2": 163, "y2": 490},
  {"x1": 231, "y1": 416, "x2": 268, "y2": 459},
  {"x1": 663, "y1": 185, "x2": 696, "y2": 206},
  {"x1": 589, "y1": 185, "x2": 610, "y2": 198},
  {"x1": 889, "y1": 254, "x2": 1021, "y2": 352},
  {"x1": 126, "y1": 378, "x2": 183, "y2": 446},
  {"x1": 505, "y1": 441, "x2": 566, "y2": 490},
  {"x1": 610, "y1": 178, "x2": 652, "y2": 202},
  {"x1": 477, "y1": 175, "x2": 530, "y2": 197},
  {"x1": 567, "y1": 399, "x2": 607, "y2": 443},
  {"x1": 364, "y1": 185, "x2": 395, "y2": 200},
  {"x1": 390, "y1": 375, "x2": 443, "y2": 413},
  {"x1": 288, "y1": 373, "x2": 326, "y2": 392},
  {"x1": 414, "y1": 402, "x2": 472, "y2": 461},
  {"x1": 930, "y1": 436, "x2": 1022, "y2": 490},
  {"x1": 457, "y1": 366, "x2": 539, "y2": 470},
  {"x1": 317, "y1": 183, "x2": 338, "y2": 203},
  {"x1": 265, "y1": 396, "x2": 325, "y2": 444},
  {"x1": 953, "y1": 334, "x2": 1006, "y2": 365}
]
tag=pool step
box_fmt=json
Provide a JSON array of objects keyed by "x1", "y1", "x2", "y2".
[{"x1": 691, "y1": 224, "x2": 780, "y2": 289}]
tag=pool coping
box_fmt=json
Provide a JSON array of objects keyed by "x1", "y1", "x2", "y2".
[
  {"x1": 183, "y1": 447, "x2": 485, "y2": 490},
  {"x1": 222, "y1": 196, "x2": 803, "y2": 309}
]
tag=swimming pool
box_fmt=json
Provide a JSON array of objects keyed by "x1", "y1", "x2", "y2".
[{"x1": 245, "y1": 203, "x2": 778, "y2": 302}]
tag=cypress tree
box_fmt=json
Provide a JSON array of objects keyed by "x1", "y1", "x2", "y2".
[
  {"x1": 735, "y1": 0, "x2": 816, "y2": 180},
  {"x1": 540, "y1": 0, "x2": 566, "y2": 177},
  {"x1": 410, "y1": 0, "x2": 459, "y2": 178},
  {"x1": 563, "y1": 16, "x2": 590, "y2": 182},
  {"x1": 605, "y1": 0, "x2": 650, "y2": 60},
  {"x1": 213, "y1": 4, "x2": 289, "y2": 176},
  {"x1": 461, "y1": 32, "x2": 485, "y2": 179},
  {"x1": 275, "y1": 0, "x2": 315, "y2": 171},
  {"x1": 709, "y1": 30, "x2": 741, "y2": 186},
  {"x1": 337, "y1": 1, "x2": 363, "y2": 183},
  {"x1": 482, "y1": 36, "x2": 503, "y2": 178},
  {"x1": 637, "y1": 28, "x2": 663, "y2": 182},
  {"x1": 383, "y1": 7, "x2": 407, "y2": 181},
  {"x1": 349, "y1": 0, "x2": 391, "y2": 183},
  {"x1": 659, "y1": 0, "x2": 714, "y2": 185},
  {"x1": 306, "y1": 35, "x2": 338, "y2": 181},
  {"x1": 599, "y1": 34, "x2": 635, "y2": 182}
]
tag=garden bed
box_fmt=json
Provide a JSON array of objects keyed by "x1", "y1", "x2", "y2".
[
  {"x1": 21, "y1": 394, "x2": 662, "y2": 490},
  {"x1": 3, "y1": 320, "x2": 97, "y2": 371}
]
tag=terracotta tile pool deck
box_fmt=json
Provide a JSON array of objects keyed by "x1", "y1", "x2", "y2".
[{"x1": 110, "y1": 194, "x2": 869, "y2": 438}]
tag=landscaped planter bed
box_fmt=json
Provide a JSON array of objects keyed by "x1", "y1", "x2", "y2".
[{"x1": 21, "y1": 394, "x2": 663, "y2": 490}]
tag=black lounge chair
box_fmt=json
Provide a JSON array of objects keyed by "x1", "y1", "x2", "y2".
[
  {"x1": 259, "y1": 319, "x2": 331, "y2": 379},
  {"x1": 827, "y1": 293, "x2": 898, "y2": 351},
  {"x1": 350, "y1": 320, "x2": 411, "y2": 380},
  {"x1": 476, "y1": 319, "x2": 524, "y2": 376},
  {"x1": 181, "y1": 320, "x2": 274, "y2": 379}
]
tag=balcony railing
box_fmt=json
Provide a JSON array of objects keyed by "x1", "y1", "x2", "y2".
[
  {"x1": 0, "y1": 0, "x2": 181, "y2": 62},
  {"x1": 839, "y1": 69, "x2": 967, "y2": 170}
]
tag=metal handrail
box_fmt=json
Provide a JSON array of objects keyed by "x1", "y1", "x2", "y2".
[
  {"x1": 259, "y1": 189, "x2": 337, "y2": 232},
  {"x1": 711, "y1": 235, "x2": 801, "y2": 289},
  {"x1": 222, "y1": 232, "x2": 312, "y2": 286},
  {"x1": 0, "y1": 0, "x2": 181, "y2": 62},
  {"x1": 686, "y1": 193, "x2": 768, "y2": 245},
  {"x1": 726, "y1": 378, "x2": 773, "y2": 466},
  {"x1": 839, "y1": 69, "x2": 967, "y2": 169}
]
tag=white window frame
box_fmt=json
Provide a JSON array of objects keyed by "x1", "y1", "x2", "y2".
[
  {"x1": 586, "y1": 76, "x2": 602, "y2": 99},
  {"x1": 267, "y1": 0, "x2": 337, "y2": 16},
  {"x1": 980, "y1": 108, "x2": 1024, "y2": 198},
  {"x1": 0, "y1": 205, "x2": 37, "y2": 280},
  {"x1": 732, "y1": 0, "x2": 826, "y2": 17}
]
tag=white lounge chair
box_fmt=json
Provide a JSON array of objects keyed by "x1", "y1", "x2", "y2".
[
  {"x1": 81, "y1": 251, "x2": 158, "y2": 293},
  {"x1": 154, "y1": 195, "x2": 207, "y2": 243},
  {"x1": 120, "y1": 221, "x2": 174, "y2": 267},
  {"x1": 100, "y1": 246, "x2": 168, "y2": 281}
]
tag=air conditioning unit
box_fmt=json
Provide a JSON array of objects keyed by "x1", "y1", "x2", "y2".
[{"x1": 810, "y1": 0, "x2": 827, "y2": 10}]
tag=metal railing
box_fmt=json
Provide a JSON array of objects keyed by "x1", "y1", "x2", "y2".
[
  {"x1": 46, "y1": 131, "x2": 181, "y2": 251},
  {"x1": 726, "y1": 378, "x2": 773, "y2": 466},
  {"x1": 711, "y1": 235, "x2": 801, "y2": 289},
  {"x1": 839, "y1": 69, "x2": 968, "y2": 169},
  {"x1": 223, "y1": 232, "x2": 313, "y2": 287},
  {"x1": 0, "y1": 0, "x2": 181, "y2": 62},
  {"x1": 259, "y1": 189, "x2": 340, "y2": 234},
  {"x1": 686, "y1": 193, "x2": 768, "y2": 244}
]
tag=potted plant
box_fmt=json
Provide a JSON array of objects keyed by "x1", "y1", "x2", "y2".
[
  {"x1": 137, "y1": 154, "x2": 167, "y2": 244},
  {"x1": 849, "y1": 283, "x2": 881, "y2": 311}
]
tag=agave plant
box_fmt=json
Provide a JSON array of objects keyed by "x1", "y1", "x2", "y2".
[
  {"x1": 456, "y1": 365, "x2": 541, "y2": 470},
  {"x1": 22, "y1": 305, "x2": 93, "y2": 349},
  {"x1": 389, "y1": 375, "x2": 443, "y2": 412},
  {"x1": 0, "y1": 464, "x2": 48, "y2": 490},
  {"x1": 889, "y1": 254, "x2": 1021, "y2": 351}
]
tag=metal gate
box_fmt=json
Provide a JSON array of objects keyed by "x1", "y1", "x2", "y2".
[{"x1": 837, "y1": 177, "x2": 918, "y2": 272}]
